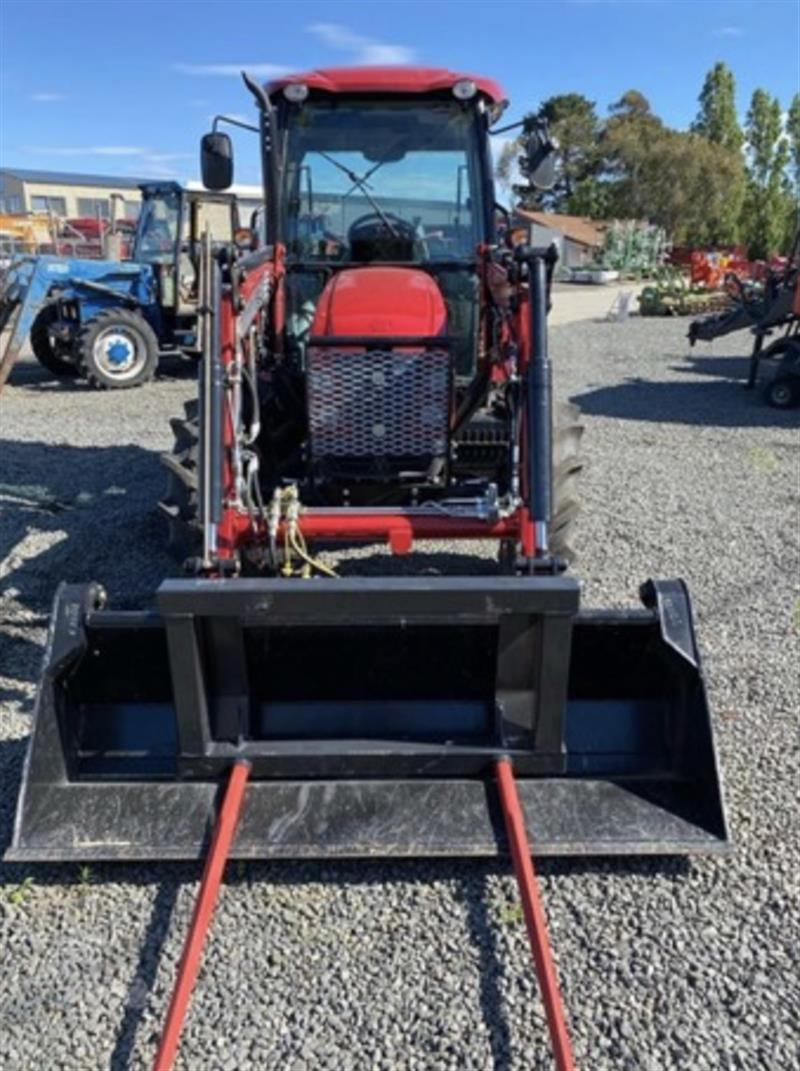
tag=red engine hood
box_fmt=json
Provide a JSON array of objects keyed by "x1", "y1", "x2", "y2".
[{"x1": 311, "y1": 267, "x2": 447, "y2": 338}]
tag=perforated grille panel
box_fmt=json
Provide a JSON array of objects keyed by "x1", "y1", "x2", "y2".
[{"x1": 306, "y1": 349, "x2": 451, "y2": 470}]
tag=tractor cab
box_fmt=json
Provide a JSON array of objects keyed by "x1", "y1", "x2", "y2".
[
  {"x1": 277, "y1": 89, "x2": 492, "y2": 378},
  {"x1": 196, "y1": 69, "x2": 563, "y2": 508},
  {"x1": 133, "y1": 182, "x2": 241, "y2": 324}
]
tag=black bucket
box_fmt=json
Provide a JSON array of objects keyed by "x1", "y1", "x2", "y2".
[{"x1": 6, "y1": 576, "x2": 728, "y2": 861}]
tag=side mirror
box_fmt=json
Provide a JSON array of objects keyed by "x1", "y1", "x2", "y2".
[
  {"x1": 201, "y1": 132, "x2": 233, "y2": 191},
  {"x1": 523, "y1": 121, "x2": 559, "y2": 191}
]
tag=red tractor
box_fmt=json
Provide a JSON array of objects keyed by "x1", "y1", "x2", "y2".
[
  {"x1": 11, "y1": 65, "x2": 726, "y2": 862},
  {"x1": 9, "y1": 63, "x2": 728, "y2": 1071}
]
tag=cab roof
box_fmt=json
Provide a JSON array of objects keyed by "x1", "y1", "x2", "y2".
[{"x1": 267, "y1": 66, "x2": 506, "y2": 106}]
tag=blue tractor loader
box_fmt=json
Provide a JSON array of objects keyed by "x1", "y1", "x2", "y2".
[{"x1": 0, "y1": 182, "x2": 243, "y2": 391}]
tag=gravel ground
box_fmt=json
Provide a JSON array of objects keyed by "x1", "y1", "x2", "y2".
[{"x1": 0, "y1": 320, "x2": 798, "y2": 1070}]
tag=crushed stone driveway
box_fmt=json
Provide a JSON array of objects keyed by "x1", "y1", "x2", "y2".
[{"x1": 0, "y1": 319, "x2": 798, "y2": 1070}]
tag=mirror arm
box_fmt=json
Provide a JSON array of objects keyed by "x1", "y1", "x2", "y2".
[{"x1": 212, "y1": 114, "x2": 260, "y2": 135}]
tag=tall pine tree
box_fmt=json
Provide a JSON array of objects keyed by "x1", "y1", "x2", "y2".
[
  {"x1": 743, "y1": 89, "x2": 790, "y2": 258},
  {"x1": 693, "y1": 62, "x2": 743, "y2": 152},
  {"x1": 786, "y1": 94, "x2": 800, "y2": 240},
  {"x1": 692, "y1": 62, "x2": 744, "y2": 242}
]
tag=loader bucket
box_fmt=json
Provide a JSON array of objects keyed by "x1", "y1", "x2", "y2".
[{"x1": 6, "y1": 576, "x2": 728, "y2": 862}]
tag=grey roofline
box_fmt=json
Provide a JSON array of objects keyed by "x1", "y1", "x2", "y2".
[{"x1": 0, "y1": 167, "x2": 156, "y2": 189}]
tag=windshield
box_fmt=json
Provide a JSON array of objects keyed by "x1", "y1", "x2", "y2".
[
  {"x1": 282, "y1": 100, "x2": 484, "y2": 263},
  {"x1": 134, "y1": 188, "x2": 181, "y2": 263}
]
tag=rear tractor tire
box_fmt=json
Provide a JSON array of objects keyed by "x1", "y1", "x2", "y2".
[
  {"x1": 75, "y1": 308, "x2": 159, "y2": 389},
  {"x1": 159, "y1": 399, "x2": 202, "y2": 564},
  {"x1": 30, "y1": 305, "x2": 80, "y2": 379}
]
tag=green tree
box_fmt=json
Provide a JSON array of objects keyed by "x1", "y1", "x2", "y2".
[
  {"x1": 691, "y1": 62, "x2": 745, "y2": 241},
  {"x1": 743, "y1": 89, "x2": 790, "y2": 257},
  {"x1": 602, "y1": 91, "x2": 664, "y2": 219},
  {"x1": 785, "y1": 93, "x2": 800, "y2": 239},
  {"x1": 608, "y1": 89, "x2": 656, "y2": 121},
  {"x1": 606, "y1": 126, "x2": 745, "y2": 244},
  {"x1": 565, "y1": 176, "x2": 614, "y2": 218},
  {"x1": 693, "y1": 62, "x2": 743, "y2": 152},
  {"x1": 538, "y1": 93, "x2": 602, "y2": 208}
]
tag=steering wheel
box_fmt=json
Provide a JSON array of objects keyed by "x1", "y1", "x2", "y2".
[{"x1": 348, "y1": 212, "x2": 417, "y2": 244}]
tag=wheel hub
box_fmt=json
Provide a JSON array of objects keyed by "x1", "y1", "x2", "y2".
[
  {"x1": 93, "y1": 327, "x2": 142, "y2": 377},
  {"x1": 771, "y1": 382, "x2": 792, "y2": 406}
]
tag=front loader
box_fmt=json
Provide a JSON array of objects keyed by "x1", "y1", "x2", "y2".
[
  {"x1": 0, "y1": 183, "x2": 244, "y2": 391},
  {"x1": 9, "y1": 66, "x2": 727, "y2": 864},
  {"x1": 8, "y1": 64, "x2": 728, "y2": 1070}
]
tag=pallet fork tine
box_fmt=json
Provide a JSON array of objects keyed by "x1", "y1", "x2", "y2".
[
  {"x1": 153, "y1": 757, "x2": 576, "y2": 1071},
  {"x1": 496, "y1": 758, "x2": 576, "y2": 1070},
  {"x1": 153, "y1": 760, "x2": 251, "y2": 1071},
  {"x1": 152, "y1": 753, "x2": 574, "y2": 1071}
]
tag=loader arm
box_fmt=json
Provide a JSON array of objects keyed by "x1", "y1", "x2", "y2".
[{"x1": 0, "y1": 255, "x2": 156, "y2": 392}]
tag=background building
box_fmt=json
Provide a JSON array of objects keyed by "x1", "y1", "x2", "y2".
[
  {"x1": 513, "y1": 209, "x2": 605, "y2": 269},
  {"x1": 1, "y1": 169, "x2": 263, "y2": 225},
  {"x1": 0, "y1": 168, "x2": 151, "y2": 220}
]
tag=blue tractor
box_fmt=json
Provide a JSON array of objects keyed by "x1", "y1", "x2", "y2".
[{"x1": 0, "y1": 182, "x2": 244, "y2": 390}]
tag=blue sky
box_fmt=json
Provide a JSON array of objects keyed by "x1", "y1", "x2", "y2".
[{"x1": 1, "y1": 0, "x2": 798, "y2": 187}]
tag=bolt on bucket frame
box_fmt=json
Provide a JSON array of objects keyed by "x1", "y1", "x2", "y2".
[{"x1": 7, "y1": 574, "x2": 728, "y2": 862}]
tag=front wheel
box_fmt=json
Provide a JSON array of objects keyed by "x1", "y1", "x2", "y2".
[
  {"x1": 30, "y1": 305, "x2": 80, "y2": 378},
  {"x1": 765, "y1": 376, "x2": 800, "y2": 409},
  {"x1": 75, "y1": 308, "x2": 159, "y2": 389},
  {"x1": 498, "y1": 401, "x2": 584, "y2": 572}
]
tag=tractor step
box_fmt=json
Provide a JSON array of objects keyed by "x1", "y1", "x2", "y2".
[{"x1": 6, "y1": 576, "x2": 729, "y2": 862}]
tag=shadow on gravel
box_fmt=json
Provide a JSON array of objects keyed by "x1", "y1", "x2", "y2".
[
  {"x1": 5, "y1": 353, "x2": 196, "y2": 391},
  {"x1": 463, "y1": 870, "x2": 513, "y2": 1067},
  {"x1": 0, "y1": 808, "x2": 693, "y2": 1065},
  {"x1": 572, "y1": 373, "x2": 799, "y2": 428},
  {"x1": 0, "y1": 440, "x2": 176, "y2": 613},
  {"x1": 0, "y1": 630, "x2": 42, "y2": 702},
  {"x1": 670, "y1": 353, "x2": 752, "y2": 380},
  {"x1": 0, "y1": 737, "x2": 27, "y2": 858},
  {"x1": 109, "y1": 881, "x2": 180, "y2": 1071}
]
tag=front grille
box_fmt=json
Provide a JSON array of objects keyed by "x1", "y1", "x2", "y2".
[{"x1": 306, "y1": 348, "x2": 451, "y2": 476}]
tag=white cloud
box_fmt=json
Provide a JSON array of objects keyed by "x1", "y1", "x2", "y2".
[
  {"x1": 29, "y1": 92, "x2": 66, "y2": 102},
  {"x1": 172, "y1": 62, "x2": 290, "y2": 77},
  {"x1": 141, "y1": 152, "x2": 192, "y2": 163},
  {"x1": 133, "y1": 161, "x2": 184, "y2": 179},
  {"x1": 308, "y1": 22, "x2": 416, "y2": 65},
  {"x1": 24, "y1": 145, "x2": 148, "y2": 156},
  {"x1": 714, "y1": 26, "x2": 744, "y2": 37}
]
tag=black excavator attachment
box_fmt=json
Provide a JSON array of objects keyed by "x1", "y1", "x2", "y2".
[{"x1": 7, "y1": 574, "x2": 728, "y2": 862}]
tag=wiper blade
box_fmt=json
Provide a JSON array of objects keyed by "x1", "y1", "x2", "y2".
[{"x1": 318, "y1": 150, "x2": 399, "y2": 238}]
